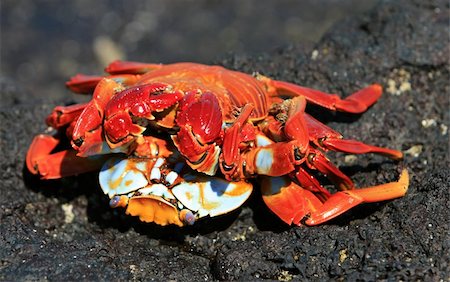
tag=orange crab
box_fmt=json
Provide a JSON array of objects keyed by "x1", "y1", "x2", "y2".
[{"x1": 26, "y1": 61, "x2": 408, "y2": 226}]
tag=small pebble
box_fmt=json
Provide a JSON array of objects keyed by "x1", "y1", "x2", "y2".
[{"x1": 421, "y1": 119, "x2": 437, "y2": 128}]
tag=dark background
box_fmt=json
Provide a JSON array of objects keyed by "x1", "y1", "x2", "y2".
[
  {"x1": 1, "y1": 0, "x2": 449, "y2": 281},
  {"x1": 1, "y1": 0, "x2": 376, "y2": 100}
]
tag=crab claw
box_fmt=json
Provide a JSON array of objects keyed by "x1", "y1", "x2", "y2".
[
  {"x1": 103, "y1": 83, "x2": 184, "y2": 148},
  {"x1": 45, "y1": 103, "x2": 88, "y2": 130},
  {"x1": 176, "y1": 91, "x2": 223, "y2": 144},
  {"x1": 26, "y1": 134, "x2": 108, "y2": 179},
  {"x1": 72, "y1": 78, "x2": 123, "y2": 156},
  {"x1": 174, "y1": 91, "x2": 223, "y2": 175}
]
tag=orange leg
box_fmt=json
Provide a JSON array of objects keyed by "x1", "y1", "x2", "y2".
[
  {"x1": 104, "y1": 60, "x2": 162, "y2": 75},
  {"x1": 261, "y1": 169, "x2": 408, "y2": 226},
  {"x1": 294, "y1": 166, "x2": 331, "y2": 202},
  {"x1": 261, "y1": 176, "x2": 323, "y2": 225},
  {"x1": 45, "y1": 103, "x2": 88, "y2": 129},
  {"x1": 307, "y1": 149, "x2": 355, "y2": 191},
  {"x1": 220, "y1": 104, "x2": 256, "y2": 180},
  {"x1": 321, "y1": 138, "x2": 403, "y2": 160},
  {"x1": 271, "y1": 80, "x2": 383, "y2": 114},
  {"x1": 66, "y1": 74, "x2": 142, "y2": 94},
  {"x1": 283, "y1": 96, "x2": 310, "y2": 154},
  {"x1": 41, "y1": 103, "x2": 89, "y2": 141},
  {"x1": 305, "y1": 113, "x2": 403, "y2": 160},
  {"x1": 26, "y1": 134, "x2": 108, "y2": 179},
  {"x1": 66, "y1": 60, "x2": 162, "y2": 94},
  {"x1": 304, "y1": 169, "x2": 409, "y2": 225},
  {"x1": 221, "y1": 96, "x2": 311, "y2": 180}
]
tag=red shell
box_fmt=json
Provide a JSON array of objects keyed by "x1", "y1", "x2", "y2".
[{"x1": 136, "y1": 63, "x2": 271, "y2": 122}]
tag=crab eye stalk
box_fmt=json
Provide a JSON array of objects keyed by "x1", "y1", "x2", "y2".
[
  {"x1": 179, "y1": 209, "x2": 196, "y2": 225},
  {"x1": 109, "y1": 195, "x2": 129, "y2": 208},
  {"x1": 73, "y1": 137, "x2": 84, "y2": 148},
  {"x1": 221, "y1": 162, "x2": 235, "y2": 172}
]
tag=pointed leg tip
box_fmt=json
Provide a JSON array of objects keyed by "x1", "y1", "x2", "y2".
[
  {"x1": 371, "y1": 83, "x2": 383, "y2": 93},
  {"x1": 389, "y1": 148, "x2": 404, "y2": 160}
]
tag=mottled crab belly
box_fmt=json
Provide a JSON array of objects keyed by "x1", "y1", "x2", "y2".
[
  {"x1": 99, "y1": 157, "x2": 253, "y2": 219},
  {"x1": 172, "y1": 174, "x2": 253, "y2": 218}
]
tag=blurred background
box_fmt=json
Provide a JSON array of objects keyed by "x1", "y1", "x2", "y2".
[{"x1": 1, "y1": 0, "x2": 377, "y2": 101}]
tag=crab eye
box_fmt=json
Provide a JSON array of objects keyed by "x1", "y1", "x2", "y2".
[
  {"x1": 109, "y1": 195, "x2": 128, "y2": 208},
  {"x1": 109, "y1": 196, "x2": 121, "y2": 208},
  {"x1": 180, "y1": 209, "x2": 196, "y2": 225},
  {"x1": 73, "y1": 137, "x2": 84, "y2": 147},
  {"x1": 221, "y1": 162, "x2": 235, "y2": 171}
]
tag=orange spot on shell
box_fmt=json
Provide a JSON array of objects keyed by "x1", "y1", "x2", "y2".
[
  {"x1": 198, "y1": 182, "x2": 220, "y2": 211},
  {"x1": 222, "y1": 181, "x2": 253, "y2": 197},
  {"x1": 107, "y1": 158, "x2": 154, "y2": 191}
]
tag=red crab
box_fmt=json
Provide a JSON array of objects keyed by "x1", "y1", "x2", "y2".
[{"x1": 26, "y1": 61, "x2": 409, "y2": 226}]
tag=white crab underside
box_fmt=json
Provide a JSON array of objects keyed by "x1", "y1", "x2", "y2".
[{"x1": 99, "y1": 157, "x2": 253, "y2": 220}]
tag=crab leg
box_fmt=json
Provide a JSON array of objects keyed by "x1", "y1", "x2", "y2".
[
  {"x1": 304, "y1": 168, "x2": 409, "y2": 225},
  {"x1": 66, "y1": 74, "x2": 142, "y2": 94},
  {"x1": 321, "y1": 139, "x2": 403, "y2": 159},
  {"x1": 283, "y1": 96, "x2": 310, "y2": 153},
  {"x1": 104, "y1": 60, "x2": 163, "y2": 75},
  {"x1": 26, "y1": 134, "x2": 108, "y2": 179},
  {"x1": 45, "y1": 103, "x2": 88, "y2": 129},
  {"x1": 306, "y1": 149, "x2": 355, "y2": 190},
  {"x1": 220, "y1": 103, "x2": 256, "y2": 179},
  {"x1": 66, "y1": 61, "x2": 162, "y2": 94},
  {"x1": 261, "y1": 169, "x2": 408, "y2": 226},
  {"x1": 294, "y1": 167, "x2": 331, "y2": 202},
  {"x1": 221, "y1": 96, "x2": 311, "y2": 180},
  {"x1": 271, "y1": 80, "x2": 383, "y2": 114},
  {"x1": 26, "y1": 100, "x2": 109, "y2": 179},
  {"x1": 305, "y1": 114, "x2": 403, "y2": 160}
]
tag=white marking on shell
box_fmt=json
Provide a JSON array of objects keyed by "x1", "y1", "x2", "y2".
[
  {"x1": 81, "y1": 141, "x2": 130, "y2": 156},
  {"x1": 255, "y1": 148, "x2": 274, "y2": 175},
  {"x1": 171, "y1": 174, "x2": 253, "y2": 219},
  {"x1": 138, "y1": 184, "x2": 175, "y2": 200},
  {"x1": 150, "y1": 168, "x2": 161, "y2": 181},
  {"x1": 255, "y1": 134, "x2": 274, "y2": 147},
  {"x1": 110, "y1": 142, "x2": 132, "y2": 154},
  {"x1": 99, "y1": 157, "x2": 149, "y2": 197},
  {"x1": 165, "y1": 171, "x2": 178, "y2": 185},
  {"x1": 203, "y1": 145, "x2": 220, "y2": 176},
  {"x1": 154, "y1": 158, "x2": 165, "y2": 168}
]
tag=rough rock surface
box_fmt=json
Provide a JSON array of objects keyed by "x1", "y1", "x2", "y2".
[{"x1": 1, "y1": 0, "x2": 448, "y2": 280}]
